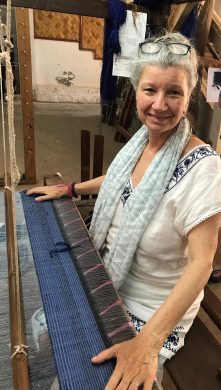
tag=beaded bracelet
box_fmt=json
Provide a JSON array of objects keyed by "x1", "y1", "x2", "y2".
[{"x1": 67, "y1": 182, "x2": 78, "y2": 198}]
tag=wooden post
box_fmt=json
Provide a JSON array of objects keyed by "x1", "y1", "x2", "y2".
[
  {"x1": 5, "y1": 188, "x2": 30, "y2": 390},
  {"x1": 16, "y1": 7, "x2": 36, "y2": 184},
  {"x1": 93, "y1": 134, "x2": 104, "y2": 179},
  {"x1": 81, "y1": 129, "x2": 90, "y2": 200},
  {"x1": 92, "y1": 134, "x2": 104, "y2": 199}
]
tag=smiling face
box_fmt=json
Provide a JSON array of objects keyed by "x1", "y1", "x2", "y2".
[{"x1": 136, "y1": 65, "x2": 190, "y2": 137}]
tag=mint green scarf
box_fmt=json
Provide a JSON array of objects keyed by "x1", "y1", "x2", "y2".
[{"x1": 90, "y1": 118, "x2": 191, "y2": 288}]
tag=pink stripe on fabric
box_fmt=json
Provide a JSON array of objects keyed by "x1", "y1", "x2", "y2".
[
  {"x1": 72, "y1": 237, "x2": 90, "y2": 246},
  {"x1": 64, "y1": 217, "x2": 81, "y2": 227},
  {"x1": 77, "y1": 248, "x2": 96, "y2": 259},
  {"x1": 91, "y1": 280, "x2": 112, "y2": 294},
  {"x1": 108, "y1": 322, "x2": 133, "y2": 338},
  {"x1": 100, "y1": 300, "x2": 122, "y2": 316},
  {"x1": 68, "y1": 227, "x2": 85, "y2": 236},
  {"x1": 83, "y1": 263, "x2": 103, "y2": 275},
  {"x1": 57, "y1": 200, "x2": 71, "y2": 206},
  {"x1": 60, "y1": 208, "x2": 77, "y2": 217}
]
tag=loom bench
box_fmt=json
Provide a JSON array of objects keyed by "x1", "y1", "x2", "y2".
[{"x1": 164, "y1": 285, "x2": 221, "y2": 390}]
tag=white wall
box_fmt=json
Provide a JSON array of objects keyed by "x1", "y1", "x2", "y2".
[{"x1": 29, "y1": 9, "x2": 102, "y2": 103}]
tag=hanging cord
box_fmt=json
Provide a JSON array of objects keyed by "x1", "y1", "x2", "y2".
[{"x1": 5, "y1": 0, "x2": 20, "y2": 187}]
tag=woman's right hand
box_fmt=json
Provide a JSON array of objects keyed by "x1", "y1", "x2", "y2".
[{"x1": 26, "y1": 184, "x2": 68, "y2": 202}]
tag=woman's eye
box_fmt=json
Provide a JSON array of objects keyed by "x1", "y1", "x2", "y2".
[
  {"x1": 144, "y1": 88, "x2": 155, "y2": 94},
  {"x1": 168, "y1": 90, "x2": 181, "y2": 96}
]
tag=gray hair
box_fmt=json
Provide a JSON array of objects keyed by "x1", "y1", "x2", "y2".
[{"x1": 130, "y1": 32, "x2": 199, "y2": 97}]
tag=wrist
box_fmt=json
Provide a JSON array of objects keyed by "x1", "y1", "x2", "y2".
[
  {"x1": 139, "y1": 324, "x2": 168, "y2": 353},
  {"x1": 67, "y1": 182, "x2": 79, "y2": 198}
]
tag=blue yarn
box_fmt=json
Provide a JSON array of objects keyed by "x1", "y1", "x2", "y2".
[
  {"x1": 100, "y1": 0, "x2": 126, "y2": 102},
  {"x1": 180, "y1": 5, "x2": 198, "y2": 41}
]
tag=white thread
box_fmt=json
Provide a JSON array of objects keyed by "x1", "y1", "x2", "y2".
[{"x1": 11, "y1": 344, "x2": 28, "y2": 359}]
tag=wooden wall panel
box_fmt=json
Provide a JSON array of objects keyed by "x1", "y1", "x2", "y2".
[
  {"x1": 34, "y1": 10, "x2": 80, "y2": 41},
  {"x1": 80, "y1": 16, "x2": 104, "y2": 60}
]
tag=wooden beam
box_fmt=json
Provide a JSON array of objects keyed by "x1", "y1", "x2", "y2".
[
  {"x1": 213, "y1": 9, "x2": 221, "y2": 31},
  {"x1": 0, "y1": 0, "x2": 172, "y2": 24},
  {"x1": 0, "y1": 0, "x2": 157, "y2": 18},
  {"x1": 16, "y1": 7, "x2": 36, "y2": 184},
  {"x1": 195, "y1": 0, "x2": 215, "y2": 56},
  {"x1": 0, "y1": 0, "x2": 109, "y2": 18},
  {"x1": 167, "y1": 3, "x2": 196, "y2": 32}
]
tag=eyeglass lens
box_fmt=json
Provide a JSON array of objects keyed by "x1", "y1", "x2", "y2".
[{"x1": 141, "y1": 42, "x2": 190, "y2": 55}]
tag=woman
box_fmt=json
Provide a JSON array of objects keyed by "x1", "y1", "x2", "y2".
[{"x1": 27, "y1": 32, "x2": 221, "y2": 389}]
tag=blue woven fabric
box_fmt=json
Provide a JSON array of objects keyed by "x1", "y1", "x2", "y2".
[{"x1": 21, "y1": 193, "x2": 114, "y2": 389}]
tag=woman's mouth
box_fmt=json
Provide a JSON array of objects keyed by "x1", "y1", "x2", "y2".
[{"x1": 148, "y1": 113, "x2": 171, "y2": 120}]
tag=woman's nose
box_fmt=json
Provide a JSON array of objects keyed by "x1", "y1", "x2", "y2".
[{"x1": 152, "y1": 93, "x2": 167, "y2": 111}]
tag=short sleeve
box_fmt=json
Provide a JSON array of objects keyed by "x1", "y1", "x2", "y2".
[{"x1": 174, "y1": 155, "x2": 221, "y2": 236}]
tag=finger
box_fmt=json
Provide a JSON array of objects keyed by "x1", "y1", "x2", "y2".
[
  {"x1": 91, "y1": 345, "x2": 118, "y2": 364},
  {"x1": 35, "y1": 194, "x2": 52, "y2": 202},
  {"x1": 104, "y1": 366, "x2": 123, "y2": 390},
  {"x1": 125, "y1": 361, "x2": 155, "y2": 390},
  {"x1": 26, "y1": 187, "x2": 45, "y2": 195},
  {"x1": 143, "y1": 375, "x2": 156, "y2": 390},
  {"x1": 121, "y1": 370, "x2": 144, "y2": 390}
]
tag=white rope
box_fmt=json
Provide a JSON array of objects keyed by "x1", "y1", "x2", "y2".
[
  {"x1": 5, "y1": 49, "x2": 21, "y2": 187},
  {"x1": 0, "y1": 0, "x2": 20, "y2": 188},
  {"x1": 11, "y1": 344, "x2": 28, "y2": 359}
]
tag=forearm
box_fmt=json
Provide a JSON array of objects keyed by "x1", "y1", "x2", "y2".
[
  {"x1": 142, "y1": 259, "x2": 212, "y2": 352},
  {"x1": 26, "y1": 175, "x2": 106, "y2": 201},
  {"x1": 75, "y1": 175, "x2": 105, "y2": 196}
]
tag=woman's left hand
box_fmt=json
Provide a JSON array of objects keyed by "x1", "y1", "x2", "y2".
[{"x1": 91, "y1": 332, "x2": 158, "y2": 389}]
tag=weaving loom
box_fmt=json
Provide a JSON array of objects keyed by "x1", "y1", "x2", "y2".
[{"x1": 0, "y1": 192, "x2": 162, "y2": 389}]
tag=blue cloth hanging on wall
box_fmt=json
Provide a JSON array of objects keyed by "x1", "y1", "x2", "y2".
[
  {"x1": 180, "y1": 5, "x2": 198, "y2": 41},
  {"x1": 100, "y1": 0, "x2": 126, "y2": 103}
]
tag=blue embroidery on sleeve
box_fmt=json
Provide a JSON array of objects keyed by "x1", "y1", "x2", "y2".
[{"x1": 165, "y1": 146, "x2": 216, "y2": 193}]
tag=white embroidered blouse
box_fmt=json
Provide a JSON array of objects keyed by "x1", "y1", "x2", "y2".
[{"x1": 103, "y1": 145, "x2": 221, "y2": 358}]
